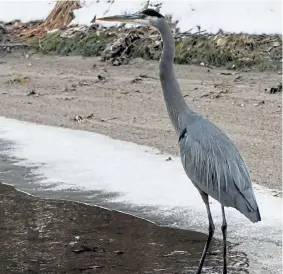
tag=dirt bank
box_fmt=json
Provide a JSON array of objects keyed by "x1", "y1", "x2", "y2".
[{"x1": 0, "y1": 53, "x2": 281, "y2": 191}]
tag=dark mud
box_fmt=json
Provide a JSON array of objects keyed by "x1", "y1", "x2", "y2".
[{"x1": 0, "y1": 182, "x2": 249, "y2": 274}]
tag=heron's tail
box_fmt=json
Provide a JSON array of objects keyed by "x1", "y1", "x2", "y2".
[{"x1": 244, "y1": 207, "x2": 261, "y2": 223}]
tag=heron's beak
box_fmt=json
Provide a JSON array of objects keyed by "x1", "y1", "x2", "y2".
[{"x1": 92, "y1": 13, "x2": 149, "y2": 25}]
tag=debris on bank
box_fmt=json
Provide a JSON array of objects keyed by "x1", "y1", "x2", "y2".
[
  {"x1": 265, "y1": 83, "x2": 282, "y2": 94},
  {"x1": 0, "y1": 0, "x2": 282, "y2": 71}
]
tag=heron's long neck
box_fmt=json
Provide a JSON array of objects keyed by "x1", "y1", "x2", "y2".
[{"x1": 158, "y1": 21, "x2": 194, "y2": 135}]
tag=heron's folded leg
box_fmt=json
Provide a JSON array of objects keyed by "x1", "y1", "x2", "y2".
[
  {"x1": 195, "y1": 190, "x2": 215, "y2": 274},
  {"x1": 221, "y1": 205, "x2": 227, "y2": 274}
]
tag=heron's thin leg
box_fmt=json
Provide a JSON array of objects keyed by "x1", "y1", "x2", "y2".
[
  {"x1": 221, "y1": 205, "x2": 227, "y2": 274},
  {"x1": 196, "y1": 191, "x2": 215, "y2": 274}
]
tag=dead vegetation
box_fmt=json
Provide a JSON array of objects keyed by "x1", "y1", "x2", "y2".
[
  {"x1": 0, "y1": 1, "x2": 281, "y2": 71},
  {"x1": 25, "y1": 28, "x2": 281, "y2": 71},
  {"x1": 14, "y1": 0, "x2": 81, "y2": 38}
]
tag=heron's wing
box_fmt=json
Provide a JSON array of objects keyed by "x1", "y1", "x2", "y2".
[{"x1": 179, "y1": 117, "x2": 259, "y2": 216}]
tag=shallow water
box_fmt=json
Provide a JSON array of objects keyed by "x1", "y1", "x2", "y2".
[{"x1": 0, "y1": 182, "x2": 251, "y2": 274}]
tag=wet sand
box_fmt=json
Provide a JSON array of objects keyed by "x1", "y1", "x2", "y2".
[
  {"x1": 0, "y1": 53, "x2": 281, "y2": 191},
  {"x1": 0, "y1": 182, "x2": 250, "y2": 274}
]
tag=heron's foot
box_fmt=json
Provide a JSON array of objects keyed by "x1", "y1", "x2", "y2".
[
  {"x1": 223, "y1": 266, "x2": 227, "y2": 274},
  {"x1": 194, "y1": 266, "x2": 202, "y2": 274},
  {"x1": 222, "y1": 257, "x2": 227, "y2": 274},
  {"x1": 194, "y1": 266, "x2": 227, "y2": 274}
]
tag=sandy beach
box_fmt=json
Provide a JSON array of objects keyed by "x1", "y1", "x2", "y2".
[{"x1": 0, "y1": 53, "x2": 281, "y2": 191}]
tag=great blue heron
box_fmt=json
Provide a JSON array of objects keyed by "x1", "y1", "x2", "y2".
[{"x1": 95, "y1": 9, "x2": 261, "y2": 274}]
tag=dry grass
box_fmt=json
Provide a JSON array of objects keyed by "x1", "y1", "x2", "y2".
[{"x1": 25, "y1": 11, "x2": 282, "y2": 71}]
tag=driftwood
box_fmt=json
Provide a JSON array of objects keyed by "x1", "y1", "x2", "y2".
[
  {"x1": 19, "y1": 0, "x2": 81, "y2": 38},
  {"x1": 44, "y1": 0, "x2": 81, "y2": 31}
]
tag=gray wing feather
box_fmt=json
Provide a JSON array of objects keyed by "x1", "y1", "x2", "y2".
[{"x1": 179, "y1": 115, "x2": 260, "y2": 221}]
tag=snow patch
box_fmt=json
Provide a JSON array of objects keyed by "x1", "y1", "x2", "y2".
[{"x1": 0, "y1": 0, "x2": 281, "y2": 34}]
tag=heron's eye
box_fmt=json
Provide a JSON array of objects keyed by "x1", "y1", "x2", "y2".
[{"x1": 140, "y1": 13, "x2": 147, "y2": 19}]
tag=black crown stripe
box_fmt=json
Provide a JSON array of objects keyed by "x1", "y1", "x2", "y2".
[{"x1": 141, "y1": 8, "x2": 164, "y2": 18}]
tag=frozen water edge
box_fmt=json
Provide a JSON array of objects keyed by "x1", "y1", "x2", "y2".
[{"x1": 0, "y1": 116, "x2": 281, "y2": 274}]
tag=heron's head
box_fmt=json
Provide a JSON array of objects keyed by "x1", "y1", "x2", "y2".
[{"x1": 94, "y1": 8, "x2": 165, "y2": 29}]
